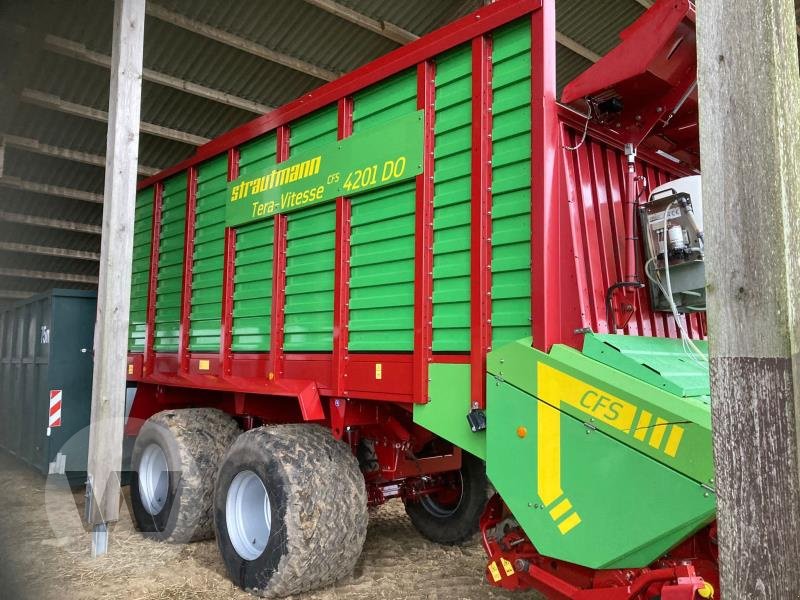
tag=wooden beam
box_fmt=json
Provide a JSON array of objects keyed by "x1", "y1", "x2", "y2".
[
  {"x1": 86, "y1": 0, "x2": 144, "y2": 557},
  {"x1": 556, "y1": 32, "x2": 601, "y2": 63},
  {"x1": 301, "y1": 0, "x2": 418, "y2": 44},
  {"x1": 0, "y1": 241, "x2": 99, "y2": 261},
  {"x1": 697, "y1": 0, "x2": 800, "y2": 596},
  {"x1": 302, "y1": 0, "x2": 600, "y2": 64},
  {"x1": 0, "y1": 210, "x2": 102, "y2": 234},
  {"x1": 146, "y1": 3, "x2": 340, "y2": 82},
  {"x1": 0, "y1": 290, "x2": 36, "y2": 299},
  {"x1": 2, "y1": 134, "x2": 158, "y2": 176},
  {"x1": 20, "y1": 88, "x2": 209, "y2": 146},
  {"x1": 0, "y1": 266, "x2": 98, "y2": 284},
  {"x1": 0, "y1": 175, "x2": 103, "y2": 203},
  {"x1": 43, "y1": 34, "x2": 273, "y2": 115}
]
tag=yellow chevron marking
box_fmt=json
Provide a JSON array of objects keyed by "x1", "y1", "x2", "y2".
[
  {"x1": 633, "y1": 410, "x2": 652, "y2": 441},
  {"x1": 558, "y1": 512, "x2": 582, "y2": 534},
  {"x1": 649, "y1": 418, "x2": 669, "y2": 449},
  {"x1": 664, "y1": 425, "x2": 685, "y2": 457},
  {"x1": 549, "y1": 498, "x2": 572, "y2": 521}
]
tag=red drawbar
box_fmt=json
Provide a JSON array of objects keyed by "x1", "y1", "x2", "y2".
[
  {"x1": 470, "y1": 35, "x2": 493, "y2": 410},
  {"x1": 413, "y1": 60, "x2": 436, "y2": 405}
]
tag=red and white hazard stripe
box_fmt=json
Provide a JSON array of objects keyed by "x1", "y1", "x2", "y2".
[{"x1": 49, "y1": 390, "x2": 62, "y2": 428}]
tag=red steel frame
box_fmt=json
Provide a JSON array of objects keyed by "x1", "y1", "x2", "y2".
[
  {"x1": 143, "y1": 181, "x2": 163, "y2": 377},
  {"x1": 178, "y1": 167, "x2": 197, "y2": 374},
  {"x1": 470, "y1": 35, "x2": 494, "y2": 410},
  {"x1": 332, "y1": 97, "x2": 354, "y2": 397},
  {"x1": 412, "y1": 61, "x2": 436, "y2": 405}
]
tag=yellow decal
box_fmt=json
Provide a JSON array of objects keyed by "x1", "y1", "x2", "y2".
[
  {"x1": 536, "y1": 364, "x2": 582, "y2": 535},
  {"x1": 536, "y1": 400, "x2": 563, "y2": 506},
  {"x1": 230, "y1": 156, "x2": 322, "y2": 202},
  {"x1": 633, "y1": 410, "x2": 652, "y2": 441},
  {"x1": 488, "y1": 561, "x2": 502, "y2": 582},
  {"x1": 375, "y1": 363, "x2": 382, "y2": 380},
  {"x1": 549, "y1": 498, "x2": 572, "y2": 521},
  {"x1": 128, "y1": 364, "x2": 134, "y2": 375},
  {"x1": 500, "y1": 557, "x2": 515, "y2": 576},
  {"x1": 664, "y1": 425, "x2": 685, "y2": 458},
  {"x1": 649, "y1": 417, "x2": 668, "y2": 449},
  {"x1": 198, "y1": 359, "x2": 210, "y2": 371},
  {"x1": 538, "y1": 363, "x2": 636, "y2": 433},
  {"x1": 557, "y1": 513, "x2": 582, "y2": 535}
]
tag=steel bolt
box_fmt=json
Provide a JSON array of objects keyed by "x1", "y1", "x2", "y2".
[{"x1": 514, "y1": 559, "x2": 530, "y2": 572}]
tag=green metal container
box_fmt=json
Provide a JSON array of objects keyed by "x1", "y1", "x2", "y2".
[{"x1": 0, "y1": 289, "x2": 96, "y2": 483}]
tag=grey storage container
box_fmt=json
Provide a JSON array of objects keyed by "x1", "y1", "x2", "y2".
[{"x1": 0, "y1": 289, "x2": 96, "y2": 483}]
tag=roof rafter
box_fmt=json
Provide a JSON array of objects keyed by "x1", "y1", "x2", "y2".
[
  {"x1": 634, "y1": 0, "x2": 653, "y2": 8},
  {"x1": 43, "y1": 34, "x2": 273, "y2": 115},
  {"x1": 146, "y1": 3, "x2": 341, "y2": 82},
  {"x1": 556, "y1": 32, "x2": 601, "y2": 63},
  {"x1": 304, "y1": 0, "x2": 600, "y2": 65},
  {"x1": 301, "y1": 0, "x2": 417, "y2": 44},
  {"x1": 0, "y1": 175, "x2": 103, "y2": 203},
  {"x1": 0, "y1": 266, "x2": 98, "y2": 284},
  {"x1": 2, "y1": 134, "x2": 158, "y2": 176},
  {"x1": 0, "y1": 210, "x2": 102, "y2": 234},
  {"x1": 20, "y1": 88, "x2": 210, "y2": 146},
  {"x1": 0, "y1": 290, "x2": 37, "y2": 299},
  {"x1": 0, "y1": 241, "x2": 99, "y2": 261}
]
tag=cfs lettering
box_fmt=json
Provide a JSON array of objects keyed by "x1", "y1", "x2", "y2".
[
  {"x1": 579, "y1": 390, "x2": 622, "y2": 421},
  {"x1": 327, "y1": 172, "x2": 340, "y2": 184}
]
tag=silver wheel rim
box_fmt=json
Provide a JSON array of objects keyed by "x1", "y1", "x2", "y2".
[
  {"x1": 138, "y1": 443, "x2": 169, "y2": 515},
  {"x1": 226, "y1": 470, "x2": 271, "y2": 561},
  {"x1": 420, "y1": 472, "x2": 464, "y2": 518}
]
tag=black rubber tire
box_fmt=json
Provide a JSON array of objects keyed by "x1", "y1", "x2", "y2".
[
  {"x1": 130, "y1": 408, "x2": 240, "y2": 543},
  {"x1": 214, "y1": 424, "x2": 368, "y2": 598},
  {"x1": 404, "y1": 451, "x2": 489, "y2": 545}
]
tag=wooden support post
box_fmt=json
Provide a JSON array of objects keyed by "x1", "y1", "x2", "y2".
[
  {"x1": 697, "y1": 0, "x2": 800, "y2": 596},
  {"x1": 85, "y1": 0, "x2": 145, "y2": 557}
]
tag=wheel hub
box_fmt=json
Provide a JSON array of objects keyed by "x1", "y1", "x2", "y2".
[
  {"x1": 226, "y1": 470, "x2": 271, "y2": 561},
  {"x1": 138, "y1": 443, "x2": 169, "y2": 515}
]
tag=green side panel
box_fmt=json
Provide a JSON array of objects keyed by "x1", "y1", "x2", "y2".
[
  {"x1": 414, "y1": 363, "x2": 486, "y2": 460},
  {"x1": 283, "y1": 108, "x2": 339, "y2": 352},
  {"x1": 153, "y1": 174, "x2": 187, "y2": 352},
  {"x1": 582, "y1": 333, "x2": 710, "y2": 397},
  {"x1": 488, "y1": 338, "x2": 714, "y2": 484},
  {"x1": 290, "y1": 103, "x2": 338, "y2": 156},
  {"x1": 486, "y1": 377, "x2": 715, "y2": 569},
  {"x1": 189, "y1": 155, "x2": 228, "y2": 351},
  {"x1": 348, "y1": 70, "x2": 417, "y2": 351},
  {"x1": 128, "y1": 187, "x2": 153, "y2": 351},
  {"x1": 232, "y1": 133, "x2": 277, "y2": 352},
  {"x1": 491, "y1": 20, "x2": 532, "y2": 348},
  {"x1": 432, "y1": 44, "x2": 472, "y2": 352}
]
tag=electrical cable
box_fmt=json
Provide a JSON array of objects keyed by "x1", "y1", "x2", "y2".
[
  {"x1": 660, "y1": 203, "x2": 707, "y2": 363},
  {"x1": 563, "y1": 100, "x2": 592, "y2": 151}
]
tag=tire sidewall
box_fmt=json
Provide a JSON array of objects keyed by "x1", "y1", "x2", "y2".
[
  {"x1": 214, "y1": 435, "x2": 289, "y2": 592},
  {"x1": 130, "y1": 418, "x2": 183, "y2": 538}
]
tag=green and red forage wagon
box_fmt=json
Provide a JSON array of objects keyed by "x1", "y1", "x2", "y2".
[{"x1": 125, "y1": 0, "x2": 717, "y2": 598}]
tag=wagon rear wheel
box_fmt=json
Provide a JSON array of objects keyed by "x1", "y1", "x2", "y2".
[{"x1": 214, "y1": 424, "x2": 368, "y2": 598}]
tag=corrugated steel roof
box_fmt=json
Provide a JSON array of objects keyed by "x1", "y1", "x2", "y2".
[{"x1": 0, "y1": 0, "x2": 694, "y2": 295}]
